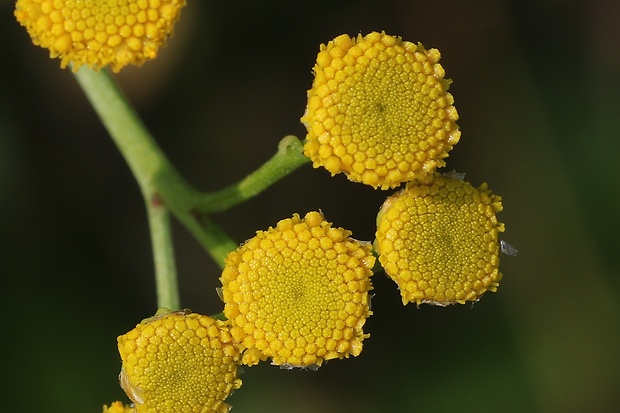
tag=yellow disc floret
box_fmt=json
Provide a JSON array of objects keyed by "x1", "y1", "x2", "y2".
[
  {"x1": 301, "y1": 32, "x2": 460, "y2": 189},
  {"x1": 220, "y1": 211, "x2": 375, "y2": 368},
  {"x1": 375, "y1": 173, "x2": 504, "y2": 305},
  {"x1": 14, "y1": 0, "x2": 187, "y2": 72},
  {"x1": 117, "y1": 310, "x2": 241, "y2": 413},
  {"x1": 102, "y1": 401, "x2": 136, "y2": 413}
]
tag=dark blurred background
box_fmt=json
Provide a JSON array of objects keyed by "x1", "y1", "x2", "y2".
[{"x1": 2, "y1": 0, "x2": 620, "y2": 412}]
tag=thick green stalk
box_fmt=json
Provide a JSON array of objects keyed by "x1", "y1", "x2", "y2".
[
  {"x1": 72, "y1": 68, "x2": 310, "y2": 306},
  {"x1": 73, "y1": 67, "x2": 187, "y2": 310}
]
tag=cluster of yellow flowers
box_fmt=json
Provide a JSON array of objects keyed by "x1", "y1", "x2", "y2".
[
  {"x1": 113, "y1": 211, "x2": 375, "y2": 411},
  {"x1": 301, "y1": 32, "x2": 507, "y2": 307},
  {"x1": 109, "y1": 31, "x2": 506, "y2": 413},
  {"x1": 13, "y1": 4, "x2": 510, "y2": 410}
]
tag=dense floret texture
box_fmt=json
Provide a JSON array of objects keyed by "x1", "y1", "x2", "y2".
[
  {"x1": 117, "y1": 310, "x2": 241, "y2": 413},
  {"x1": 375, "y1": 174, "x2": 504, "y2": 305},
  {"x1": 220, "y1": 211, "x2": 375, "y2": 367},
  {"x1": 15, "y1": 0, "x2": 186, "y2": 71},
  {"x1": 302, "y1": 32, "x2": 460, "y2": 189}
]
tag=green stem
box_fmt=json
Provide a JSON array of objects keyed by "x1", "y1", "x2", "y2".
[
  {"x1": 72, "y1": 68, "x2": 310, "y2": 300},
  {"x1": 73, "y1": 68, "x2": 172, "y2": 200},
  {"x1": 73, "y1": 67, "x2": 188, "y2": 309},
  {"x1": 192, "y1": 135, "x2": 310, "y2": 213},
  {"x1": 195, "y1": 214, "x2": 240, "y2": 267},
  {"x1": 146, "y1": 195, "x2": 180, "y2": 310}
]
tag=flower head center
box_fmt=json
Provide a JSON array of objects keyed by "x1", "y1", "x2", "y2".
[
  {"x1": 375, "y1": 174, "x2": 505, "y2": 305},
  {"x1": 302, "y1": 32, "x2": 460, "y2": 189},
  {"x1": 220, "y1": 211, "x2": 375, "y2": 367}
]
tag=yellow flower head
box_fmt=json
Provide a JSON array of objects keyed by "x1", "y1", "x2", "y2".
[
  {"x1": 302, "y1": 32, "x2": 460, "y2": 189},
  {"x1": 102, "y1": 401, "x2": 135, "y2": 413},
  {"x1": 375, "y1": 173, "x2": 505, "y2": 305},
  {"x1": 220, "y1": 211, "x2": 375, "y2": 368},
  {"x1": 117, "y1": 310, "x2": 241, "y2": 413},
  {"x1": 14, "y1": 0, "x2": 186, "y2": 72}
]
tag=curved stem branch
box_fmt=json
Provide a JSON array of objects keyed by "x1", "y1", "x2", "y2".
[
  {"x1": 191, "y1": 135, "x2": 310, "y2": 213},
  {"x1": 72, "y1": 68, "x2": 310, "y2": 303},
  {"x1": 73, "y1": 67, "x2": 191, "y2": 309}
]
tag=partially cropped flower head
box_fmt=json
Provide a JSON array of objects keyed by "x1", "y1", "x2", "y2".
[
  {"x1": 14, "y1": 0, "x2": 186, "y2": 72},
  {"x1": 117, "y1": 309, "x2": 241, "y2": 413},
  {"x1": 302, "y1": 32, "x2": 460, "y2": 189},
  {"x1": 102, "y1": 401, "x2": 136, "y2": 413},
  {"x1": 220, "y1": 211, "x2": 375, "y2": 368},
  {"x1": 375, "y1": 173, "x2": 505, "y2": 305}
]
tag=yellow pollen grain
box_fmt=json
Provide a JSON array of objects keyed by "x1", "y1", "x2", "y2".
[
  {"x1": 375, "y1": 173, "x2": 505, "y2": 305},
  {"x1": 14, "y1": 0, "x2": 186, "y2": 72},
  {"x1": 301, "y1": 31, "x2": 460, "y2": 189},
  {"x1": 220, "y1": 211, "x2": 375, "y2": 368}
]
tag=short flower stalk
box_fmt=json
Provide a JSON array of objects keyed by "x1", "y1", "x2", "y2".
[{"x1": 13, "y1": 3, "x2": 514, "y2": 409}]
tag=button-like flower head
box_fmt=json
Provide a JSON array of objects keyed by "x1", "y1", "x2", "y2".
[
  {"x1": 220, "y1": 211, "x2": 375, "y2": 368},
  {"x1": 14, "y1": 0, "x2": 186, "y2": 72},
  {"x1": 117, "y1": 310, "x2": 241, "y2": 413},
  {"x1": 375, "y1": 174, "x2": 504, "y2": 305},
  {"x1": 302, "y1": 32, "x2": 460, "y2": 189}
]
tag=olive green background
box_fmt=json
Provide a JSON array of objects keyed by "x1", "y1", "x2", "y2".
[{"x1": 1, "y1": 1, "x2": 619, "y2": 412}]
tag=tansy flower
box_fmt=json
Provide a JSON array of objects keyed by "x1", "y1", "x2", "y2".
[
  {"x1": 301, "y1": 32, "x2": 460, "y2": 189},
  {"x1": 375, "y1": 173, "x2": 505, "y2": 305},
  {"x1": 14, "y1": 0, "x2": 186, "y2": 72},
  {"x1": 102, "y1": 401, "x2": 135, "y2": 413},
  {"x1": 117, "y1": 309, "x2": 241, "y2": 413},
  {"x1": 220, "y1": 211, "x2": 375, "y2": 368}
]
